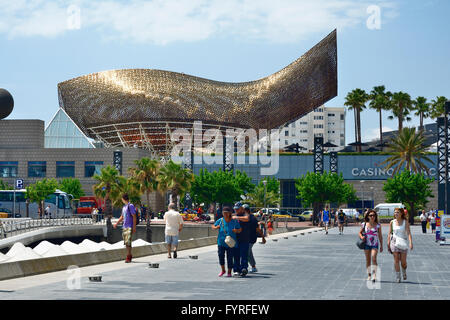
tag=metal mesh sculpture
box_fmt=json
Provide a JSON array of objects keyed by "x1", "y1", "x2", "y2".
[{"x1": 58, "y1": 30, "x2": 337, "y2": 156}]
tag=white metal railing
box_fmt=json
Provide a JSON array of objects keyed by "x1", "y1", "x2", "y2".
[{"x1": 0, "y1": 215, "x2": 106, "y2": 239}]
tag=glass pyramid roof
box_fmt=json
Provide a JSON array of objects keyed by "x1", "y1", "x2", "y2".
[{"x1": 45, "y1": 109, "x2": 95, "y2": 148}]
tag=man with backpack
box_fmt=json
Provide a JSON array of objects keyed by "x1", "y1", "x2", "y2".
[
  {"x1": 113, "y1": 194, "x2": 137, "y2": 263},
  {"x1": 245, "y1": 205, "x2": 265, "y2": 273}
]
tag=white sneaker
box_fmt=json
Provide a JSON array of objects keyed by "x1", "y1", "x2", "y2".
[{"x1": 232, "y1": 272, "x2": 240, "y2": 277}]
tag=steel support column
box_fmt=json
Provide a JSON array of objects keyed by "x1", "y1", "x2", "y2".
[
  {"x1": 314, "y1": 137, "x2": 324, "y2": 174},
  {"x1": 223, "y1": 133, "x2": 234, "y2": 172},
  {"x1": 330, "y1": 151, "x2": 338, "y2": 174}
]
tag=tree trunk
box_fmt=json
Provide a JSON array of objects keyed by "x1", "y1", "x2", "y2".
[
  {"x1": 354, "y1": 109, "x2": 358, "y2": 148},
  {"x1": 146, "y1": 191, "x2": 152, "y2": 243},
  {"x1": 379, "y1": 110, "x2": 383, "y2": 148},
  {"x1": 420, "y1": 113, "x2": 424, "y2": 131},
  {"x1": 313, "y1": 202, "x2": 321, "y2": 226},
  {"x1": 409, "y1": 203, "x2": 415, "y2": 225},
  {"x1": 357, "y1": 109, "x2": 362, "y2": 152}
]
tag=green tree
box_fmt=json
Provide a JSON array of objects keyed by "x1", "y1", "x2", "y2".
[
  {"x1": 190, "y1": 169, "x2": 255, "y2": 212},
  {"x1": 380, "y1": 127, "x2": 434, "y2": 175},
  {"x1": 58, "y1": 178, "x2": 85, "y2": 200},
  {"x1": 295, "y1": 172, "x2": 357, "y2": 225},
  {"x1": 412, "y1": 96, "x2": 430, "y2": 131},
  {"x1": 430, "y1": 96, "x2": 448, "y2": 119},
  {"x1": 246, "y1": 177, "x2": 281, "y2": 208},
  {"x1": 158, "y1": 160, "x2": 194, "y2": 209},
  {"x1": 92, "y1": 166, "x2": 122, "y2": 218},
  {"x1": 344, "y1": 88, "x2": 369, "y2": 152},
  {"x1": 25, "y1": 178, "x2": 58, "y2": 217},
  {"x1": 0, "y1": 179, "x2": 12, "y2": 190},
  {"x1": 369, "y1": 85, "x2": 392, "y2": 147},
  {"x1": 128, "y1": 157, "x2": 160, "y2": 220},
  {"x1": 383, "y1": 170, "x2": 434, "y2": 225},
  {"x1": 389, "y1": 91, "x2": 412, "y2": 132}
]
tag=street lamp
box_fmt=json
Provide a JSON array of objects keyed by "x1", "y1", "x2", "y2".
[{"x1": 262, "y1": 179, "x2": 267, "y2": 214}]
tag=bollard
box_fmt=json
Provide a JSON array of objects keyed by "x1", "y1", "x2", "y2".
[{"x1": 89, "y1": 275, "x2": 102, "y2": 282}]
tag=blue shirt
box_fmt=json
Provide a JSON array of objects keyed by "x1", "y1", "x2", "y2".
[
  {"x1": 214, "y1": 218, "x2": 241, "y2": 248},
  {"x1": 323, "y1": 210, "x2": 330, "y2": 222}
]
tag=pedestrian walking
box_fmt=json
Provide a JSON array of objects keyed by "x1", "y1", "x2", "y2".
[
  {"x1": 332, "y1": 209, "x2": 337, "y2": 227},
  {"x1": 245, "y1": 205, "x2": 266, "y2": 273},
  {"x1": 113, "y1": 193, "x2": 137, "y2": 263},
  {"x1": 337, "y1": 208, "x2": 346, "y2": 235},
  {"x1": 321, "y1": 205, "x2": 330, "y2": 234},
  {"x1": 164, "y1": 203, "x2": 184, "y2": 259},
  {"x1": 420, "y1": 210, "x2": 428, "y2": 234},
  {"x1": 387, "y1": 208, "x2": 413, "y2": 283},
  {"x1": 232, "y1": 202, "x2": 251, "y2": 277},
  {"x1": 430, "y1": 211, "x2": 437, "y2": 233},
  {"x1": 212, "y1": 206, "x2": 241, "y2": 277},
  {"x1": 44, "y1": 205, "x2": 51, "y2": 219},
  {"x1": 359, "y1": 209, "x2": 383, "y2": 282}
]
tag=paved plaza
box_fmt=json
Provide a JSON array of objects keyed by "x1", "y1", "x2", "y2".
[{"x1": 0, "y1": 225, "x2": 449, "y2": 300}]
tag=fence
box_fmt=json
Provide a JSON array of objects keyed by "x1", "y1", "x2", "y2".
[{"x1": 0, "y1": 215, "x2": 107, "y2": 239}]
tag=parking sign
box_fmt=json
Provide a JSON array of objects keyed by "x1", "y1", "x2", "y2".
[{"x1": 16, "y1": 179, "x2": 23, "y2": 189}]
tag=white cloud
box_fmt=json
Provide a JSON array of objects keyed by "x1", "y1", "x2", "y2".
[
  {"x1": 363, "y1": 126, "x2": 394, "y2": 142},
  {"x1": 0, "y1": 0, "x2": 398, "y2": 44}
]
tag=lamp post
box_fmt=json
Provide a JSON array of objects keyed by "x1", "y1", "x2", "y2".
[{"x1": 263, "y1": 179, "x2": 267, "y2": 226}]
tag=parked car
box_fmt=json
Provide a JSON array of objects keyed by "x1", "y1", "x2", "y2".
[
  {"x1": 300, "y1": 210, "x2": 313, "y2": 221},
  {"x1": 0, "y1": 208, "x2": 21, "y2": 218}
]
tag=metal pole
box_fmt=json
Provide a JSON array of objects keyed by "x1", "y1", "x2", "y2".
[{"x1": 13, "y1": 181, "x2": 16, "y2": 217}]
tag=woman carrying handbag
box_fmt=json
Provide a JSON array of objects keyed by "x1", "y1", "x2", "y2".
[
  {"x1": 212, "y1": 207, "x2": 241, "y2": 277},
  {"x1": 359, "y1": 209, "x2": 383, "y2": 282},
  {"x1": 387, "y1": 208, "x2": 413, "y2": 283}
]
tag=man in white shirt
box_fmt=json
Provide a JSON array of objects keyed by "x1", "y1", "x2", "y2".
[
  {"x1": 420, "y1": 210, "x2": 428, "y2": 233},
  {"x1": 164, "y1": 203, "x2": 184, "y2": 259}
]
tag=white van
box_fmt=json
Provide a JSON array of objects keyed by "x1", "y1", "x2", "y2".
[{"x1": 374, "y1": 203, "x2": 405, "y2": 216}]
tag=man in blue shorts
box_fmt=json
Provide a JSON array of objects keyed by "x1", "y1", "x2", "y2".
[{"x1": 321, "y1": 205, "x2": 330, "y2": 235}]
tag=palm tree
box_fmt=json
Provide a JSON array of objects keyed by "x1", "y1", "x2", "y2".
[
  {"x1": 430, "y1": 96, "x2": 448, "y2": 119},
  {"x1": 344, "y1": 89, "x2": 369, "y2": 152},
  {"x1": 389, "y1": 92, "x2": 412, "y2": 132},
  {"x1": 92, "y1": 166, "x2": 122, "y2": 218},
  {"x1": 158, "y1": 160, "x2": 194, "y2": 210},
  {"x1": 128, "y1": 158, "x2": 160, "y2": 221},
  {"x1": 412, "y1": 96, "x2": 430, "y2": 131},
  {"x1": 369, "y1": 85, "x2": 392, "y2": 147},
  {"x1": 380, "y1": 127, "x2": 434, "y2": 176}
]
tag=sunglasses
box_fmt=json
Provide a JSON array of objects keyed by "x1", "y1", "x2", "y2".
[{"x1": 369, "y1": 215, "x2": 376, "y2": 217}]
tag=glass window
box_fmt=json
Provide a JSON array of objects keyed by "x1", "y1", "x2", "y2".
[
  {"x1": 56, "y1": 161, "x2": 75, "y2": 178},
  {"x1": 0, "y1": 162, "x2": 18, "y2": 178},
  {"x1": 85, "y1": 161, "x2": 103, "y2": 177},
  {"x1": 28, "y1": 161, "x2": 46, "y2": 178},
  {"x1": 45, "y1": 193, "x2": 57, "y2": 204}
]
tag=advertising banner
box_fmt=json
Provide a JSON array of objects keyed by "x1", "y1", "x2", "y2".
[
  {"x1": 436, "y1": 210, "x2": 443, "y2": 242},
  {"x1": 441, "y1": 215, "x2": 450, "y2": 239}
]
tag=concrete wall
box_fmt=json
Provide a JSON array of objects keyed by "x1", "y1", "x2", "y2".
[{"x1": 0, "y1": 120, "x2": 44, "y2": 149}]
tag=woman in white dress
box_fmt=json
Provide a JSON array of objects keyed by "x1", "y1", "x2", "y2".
[{"x1": 387, "y1": 208, "x2": 413, "y2": 282}]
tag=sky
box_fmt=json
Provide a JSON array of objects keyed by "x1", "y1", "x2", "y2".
[{"x1": 0, "y1": 0, "x2": 449, "y2": 143}]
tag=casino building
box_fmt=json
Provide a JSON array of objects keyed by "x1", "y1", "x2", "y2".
[{"x1": 0, "y1": 29, "x2": 439, "y2": 212}]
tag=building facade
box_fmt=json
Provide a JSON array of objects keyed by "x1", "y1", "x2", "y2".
[{"x1": 279, "y1": 106, "x2": 345, "y2": 152}]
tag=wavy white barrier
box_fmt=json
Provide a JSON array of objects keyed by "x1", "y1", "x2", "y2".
[{"x1": 1, "y1": 239, "x2": 152, "y2": 264}]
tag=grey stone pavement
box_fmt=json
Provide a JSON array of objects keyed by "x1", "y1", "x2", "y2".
[{"x1": 1, "y1": 225, "x2": 449, "y2": 300}]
